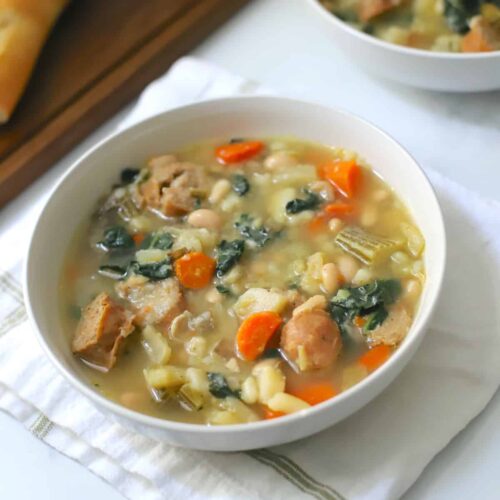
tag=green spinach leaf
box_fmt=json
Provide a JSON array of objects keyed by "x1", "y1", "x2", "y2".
[
  {"x1": 141, "y1": 231, "x2": 174, "y2": 250},
  {"x1": 98, "y1": 226, "x2": 134, "y2": 252},
  {"x1": 232, "y1": 174, "x2": 250, "y2": 196},
  {"x1": 215, "y1": 239, "x2": 245, "y2": 277},
  {"x1": 120, "y1": 168, "x2": 140, "y2": 185},
  {"x1": 130, "y1": 259, "x2": 173, "y2": 280},
  {"x1": 207, "y1": 372, "x2": 240, "y2": 399},
  {"x1": 444, "y1": 0, "x2": 480, "y2": 33},
  {"x1": 234, "y1": 214, "x2": 276, "y2": 248},
  {"x1": 286, "y1": 190, "x2": 321, "y2": 215},
  {"x1": 329, "y1": 279, "x2": 401, "y2": 334}
]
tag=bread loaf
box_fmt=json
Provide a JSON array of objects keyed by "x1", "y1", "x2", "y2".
[{"x1": 0, "y1": 0, "x2": 68, "y2": 123}]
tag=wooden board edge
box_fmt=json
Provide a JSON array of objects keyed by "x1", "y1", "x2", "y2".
[{"x1": 0, "y1": 0, "x2": 250, "y2": 208}]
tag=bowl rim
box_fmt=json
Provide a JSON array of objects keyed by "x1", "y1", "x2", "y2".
[
  {"x1": 24, "y1": 95, "x2": 446, "y2": 436},
  {"x1": 306, "y1": 0, "x2": 500, "y2": 60}
]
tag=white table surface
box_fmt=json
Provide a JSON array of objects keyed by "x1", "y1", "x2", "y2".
[{"x1": 1, "y1": 0, "x2": 499, "y2": 499}]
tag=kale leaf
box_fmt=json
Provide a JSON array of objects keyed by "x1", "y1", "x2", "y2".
[
  {"x1": 141, "y1": 231, "x2": 174, "y2": 250},
  {"x1": 130, "y1": 259, "x2": 173, "y2": 280},
  {"x1": 444, "y1": 0, "x2": 480, "y2": 34},
  {"x1": 286, "y1": 190, "x2": 321, "y2": 215},
  {"x1": 232, "y1": 174, "x2": 250, "y2": 196},
  {"x1": 120, "y1": 167, "x2": 140, "y2": 185},
  {"x1": 215, "y1": 283, "x2": 232, "y2": 295},
  {"x1": 98, "y1": 226, "x2": 134, "y2": 251},
  {"x1": 207, "y1": 372, "x2": 240, "y2": 399},
  {"x1": 234, "y1": 214, "x2": 276, "y2": 248},
  {"x1": 261, "y1": 348, "x2": 282, "y2": 359},
  {"x1": 328, "y1": 279, "x2": 401, "y2": 334},
  {"x1": 215, "y1": 239, "x2": 245, "y2": 277}
]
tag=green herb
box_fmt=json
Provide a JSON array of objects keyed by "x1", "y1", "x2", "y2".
[
  {"x1": 141, "y1": 231, "x2": 174, "y2": 250},
  {"x1": 130, "y1": 259, "x2": 173, "y2": 280},
  {"x1": 232, "y1": 174, "x2": 250, "y2": 196},
  {"x1": 193, "y1": 197, "x2": 202, "y2": 209},
  {"x1": 98, "y1": 225, "x2": 135, "y2": 251},
  {"x1": 215, "y1": 283, "x2": 232, "y2": 295},
  {"x1": 229, "y1": 137, "x2": 244, "y2": 144},
  {"x1": 364, "y1": 307, "x2": 389, "y2": 331},
  {"x1": 98, "y1": 265, "x2": 128, "y2": 280},
  {"x1": 207, "y1": 372, "x2": 240, "y2": 399},
  {"x1": 285, "y1": 190, "x2": 321, "y2": 215},
  {"x1": 261, "y1": 348, "x2": 282, "y2": 359},
  {"x1": 120, "y1": 167, "x2": 140, "y2": 185},
  {"x1": 444, "y1": 0, "x2": 479, "y2": 34},
  {"x1": 329, "y1": 279, "x2": 401, "y2": 335},
  {"x1": 215, "y1": 239, "x2": 245, "y2": 277},
  {"x1": 234, "y1": 214, "x2": 277, "y2": 248}
]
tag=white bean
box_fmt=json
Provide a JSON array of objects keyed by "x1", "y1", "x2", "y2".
[
  {"x1": 120, "y1": 391, "x2": 146, "y2": 410},
  {"x1": 372, "y1": 189, "x2": 389, "y2": 202},
  {"x1": 267, "y1": 392, "x2": 310, "y2": 414},
  {"x1": 293, "y1": 295, "x2": 327, "y2": 317},
  {"x1": 336, "y1": 255, "x2": 359, "y2": 283},
  {"x1": 321, "y1": 263, "x2": 341, "y2": 294},
  {"x1": 264, "y1": 151, "x2": 298, "y2": 171},
  {"x1": 187, "y1": 209, "x2": 222, "y2": 230},
  {"x1": 208, "y1": 179, "x2": 231, "y2": 204},
  {"x1": 328, "y1": 218, "x2": 344, "y2": 234},
  {"x1": 241, "y1": 376, "x2": 259, "y2": 404},
  {"x1": 403, "y1": 278, "x2": 421, "y2": 301}
]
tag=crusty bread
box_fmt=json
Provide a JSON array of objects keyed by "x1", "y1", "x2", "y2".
[{"x1": 0, "y1": 0, "x2": 68, "y2": 124}]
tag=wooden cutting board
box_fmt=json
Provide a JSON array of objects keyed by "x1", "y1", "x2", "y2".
[{"x1": 0, "y1": 0, "x2": 250, "y2": 208}]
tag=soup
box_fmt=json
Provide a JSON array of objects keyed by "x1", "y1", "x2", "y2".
[
  {"x1": 62, "y1": 137, "x2": 425, "y2": 425},
  {"x1": 319, "y1": 0, "x2": 500, "y2": 52}
]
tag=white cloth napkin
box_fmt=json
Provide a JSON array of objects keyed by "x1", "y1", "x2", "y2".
[{"x1": 1, "y1": 57, "x2": 499, "y2": 500}]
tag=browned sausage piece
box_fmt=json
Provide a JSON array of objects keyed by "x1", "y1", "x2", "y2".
[
  {"x1": 72, "y1": 293, "x2": 135, "y2": 370},
  {"x1": 367, "y1": 304, "x2": 411, "y2": 346},
  {"x1": 280, "y1": 310, "x2": 342, "y2": 370},
  {"x1": 358, "y1": 0, "x2": 403, "y2": 22},
  {"x1": 139, "y1": 155, "x2": 207, "y2": 216},
  {"x1": 116, "y1": 276, "x2": 186, "y2": 331}
]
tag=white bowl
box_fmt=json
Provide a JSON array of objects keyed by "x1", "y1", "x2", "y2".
[
  {"x1": 25, "y1": 96, "x2": 446, "y2": 451},
  {"x1": 306, "y1": 0, "x2": 500, "y2": 92}
]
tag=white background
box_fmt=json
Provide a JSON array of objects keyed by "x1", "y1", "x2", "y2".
[{"x1": 1, "y1": 0, "x2": 499, "y2": 498}]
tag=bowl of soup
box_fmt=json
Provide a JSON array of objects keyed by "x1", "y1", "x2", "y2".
[
  {"x1": 25, "y1": 96, "x2": 445, "y2": 451},
  {"x1": 306, "y1": 0, "x2": 500, "y2": 91}
]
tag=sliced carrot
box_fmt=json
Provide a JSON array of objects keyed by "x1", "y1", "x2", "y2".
[
  {"x1": 319, "y1": 160, "x2": 362, "y2": 198},
  {"x1": 237, "y1": 311, "x2": 282, "y2": 361},
  {"x1": 353, "y1": 315, "x2": 366, "y2": 328},
  {"x1": 215, "y1": 141, "x2": 264, "y2": 164},
  {"x1": 132, "y1": 233, "x2": 145, "y2": 246},
  {"x1": 262, "y1": 406, "x2": 285, "y2": 420},
  {"x1": 174, "y1": 252, "x2": 216, "y2": 289},
  {"x1": 324, "y1": 203, "x2": 356, "y2": 217},
  {"x1": 289, "y1": 382, "x2": 337, "y2": 406},
  {"x1": 359, "y1": 345, "x2": 392, "y2": 372}
]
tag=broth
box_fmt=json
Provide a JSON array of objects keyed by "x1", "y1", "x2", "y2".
[{"x1": 61, "y1": 137, "x2": 425, "y2": 425}]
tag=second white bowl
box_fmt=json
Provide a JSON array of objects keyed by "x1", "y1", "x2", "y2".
[{"x1": 306, "y1": 0, "x2": 500, "y2": 92}]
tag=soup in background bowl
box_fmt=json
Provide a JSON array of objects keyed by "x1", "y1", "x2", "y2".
[
  {"x1": 25, "y1": 97, "x2": 445, "y2": 450},
  {"x1": 320, "y1": 0, "x2": 500, "y2": 53}
]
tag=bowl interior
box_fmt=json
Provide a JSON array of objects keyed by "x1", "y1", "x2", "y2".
[{"x1": 26, "y1": 96, "x2": 445, "y2": 428}]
